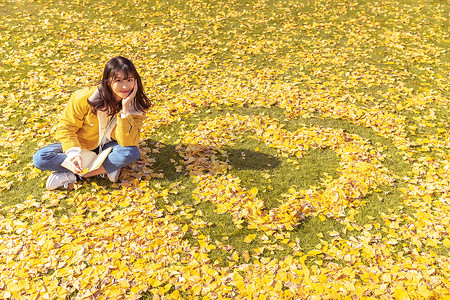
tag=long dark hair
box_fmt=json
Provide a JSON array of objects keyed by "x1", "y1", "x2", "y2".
[{"x1": 88, "y1": 56, "x2": 151, "y2": 116}]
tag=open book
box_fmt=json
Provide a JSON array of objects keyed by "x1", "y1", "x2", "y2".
[{"x1": 61, "y1": 148, "x2": 112, "y2": 175}]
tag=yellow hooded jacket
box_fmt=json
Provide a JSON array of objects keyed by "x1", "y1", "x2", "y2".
[{"x1": 56, "y1": 86, "x2": 146, "y2": 153}]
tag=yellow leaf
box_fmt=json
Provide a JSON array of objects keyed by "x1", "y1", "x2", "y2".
[
  {"x1": 192, "y1": 284, "x2": 202, "y2": 295},
  {"x1": 242, "y1": 250, "x2": 251, "y2": 262},
  {"x1": 244, "y1": 234, "x2": 256, "y2": 243},
  {"x1": 442, "y1": 238, "x2": 450, "y2": 247},
  {"x1": 308, "y1": 249, "x2": 322, "y2": 256},
  {"x1": 394, "y1": 286, "x2": 410, "y2": 300},
  {"x1": 249, "y1": 187, "x2": 258, "y2": 196},
  {"x1": 236, "y1": 279, "x2": 245, "y2": 290},
  {"x1": 231, "y1": 251, "x2": 239, "y2": 261},
  {"x1": 328, "y1": 230, "x2": 340, "y2": 237}
]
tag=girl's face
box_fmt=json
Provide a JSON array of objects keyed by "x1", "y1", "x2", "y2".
[{"x1": 110, "y1": 71, "x2": 136, "y2": 102}]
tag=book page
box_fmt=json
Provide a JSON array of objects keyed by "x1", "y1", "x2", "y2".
[
  {"x1": 89, "y1": 147, "x2": 112, "y2": 172},
  {"x1": 61, "y1": 148, "x2": 111, "y2": 174},
  {"x1": 79, "y1": 149, "x2": 99, "y2": 170},
  {"x1": 61, "y1": 149, "x2": 95, "y2": 173}
]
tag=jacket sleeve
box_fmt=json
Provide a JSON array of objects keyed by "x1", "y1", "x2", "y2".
[
  {"x1": 56, "y1": 89, "x2": 91, "y2": 152},
  {"x1": 112, "y1": 112, "x2": 146, "y2": 147}
]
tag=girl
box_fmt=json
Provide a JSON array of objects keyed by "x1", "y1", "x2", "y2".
[{"x1": 33, "y1": 56, "x2": 151, "y2": 190}]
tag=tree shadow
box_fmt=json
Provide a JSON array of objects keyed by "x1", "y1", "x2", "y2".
[
  {"x1": 140, "y1": 140, "x2": 281, "y2": 182},
  {"x1": 141, "y1": 140, "x2": 186, "y2": 182},
  {"x1": 225, "y1": 148, "x2": 281, "y2": 171}
]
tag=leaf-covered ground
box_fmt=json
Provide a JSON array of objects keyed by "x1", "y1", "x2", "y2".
[{"x1": 0, "y1": 0, "x2": 449, "y2": 298}]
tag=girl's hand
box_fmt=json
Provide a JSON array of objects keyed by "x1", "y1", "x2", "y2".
[
  {"x1": 122, "y1": 81, "x2": 137, "y2": 114},
  {"x1": 70, "y1": 155, "x2": 83, "y2": 174}
]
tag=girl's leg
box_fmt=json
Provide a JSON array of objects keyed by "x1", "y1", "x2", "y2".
[
  {"x1": 101, "y1": 141, "x2": 140, "y2": 173},
  {"x1": 34, "y1": 141, "x2": 140, "y2": 182},
  {"x1": 34, "y1": 143, "x2": 78, "y2": 190},
  {"x1": 33, "y1": 143, "x2": 70, "y2": 172}
]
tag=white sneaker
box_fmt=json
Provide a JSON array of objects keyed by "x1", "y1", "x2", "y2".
[
  {"x1": 107, "y1": 168, "x2": 121, "y2": 182},
  {"x1": 46, "y1": 172, "x2": 77, "y2": 190}
]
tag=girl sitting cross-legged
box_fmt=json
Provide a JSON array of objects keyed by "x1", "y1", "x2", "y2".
[{"x1": 33, "y1": 56, "x2": 151, "y2": 190}]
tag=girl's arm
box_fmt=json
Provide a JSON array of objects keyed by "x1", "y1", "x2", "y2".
[
  {"x1": 56, "y1": 88, "x2": 93, "y2": 173},
  {"x1": 56, "y1": 88, "x2": 92, "y2": 151},
  {"x1": 112, "y1": 111, "x2": 145, "y2": 147},
  {"x1": 112, "y1": 82, "x2": 145, "y2": 147},
  {"x1": 121, "y1": 81, "x2": 137, "y2": 116}
]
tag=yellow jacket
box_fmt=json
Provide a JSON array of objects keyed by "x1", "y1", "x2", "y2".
[{"x1": 56, "y1": 86, "x2": 146, "y2": 152}]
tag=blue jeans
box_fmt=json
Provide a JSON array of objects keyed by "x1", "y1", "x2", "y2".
[{"x1": 33, "y1": 142, "x2": 140, "y2": 174}]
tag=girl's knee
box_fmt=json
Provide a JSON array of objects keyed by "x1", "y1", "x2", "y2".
[
  {"x1": 33, "y1": 150, "x2": 46, "y2": 170},
  {"x1": 32, "y1": 144, "x2": 64, "y2": 171},
  {"x1": 131, "y1": 147, "x2": 141, "y2": 162},
  {"x1": 118, "y1": 146, "x2": 140, "y2": 163}
]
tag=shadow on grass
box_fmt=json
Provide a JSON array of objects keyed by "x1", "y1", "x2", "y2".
[
  {"x1": 226, "y1": 148, "x2": 281, "y2": 170},
  {"x1": 144, "y1": 140, "x2": 281, "y2": 181}
]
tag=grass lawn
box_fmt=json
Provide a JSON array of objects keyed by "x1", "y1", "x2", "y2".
[{"x1": 0, "y1": 0, "x2": 449, "y2": 298}]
